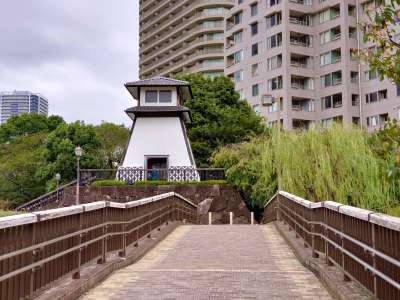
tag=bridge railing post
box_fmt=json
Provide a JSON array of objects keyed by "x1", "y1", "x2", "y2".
[
  {"x1": 119, "y1": 209, "x2": 127, "y2": 257},
  {"x1": 208, "y1": 212, "x2": 212, "y2": 225},
  {"x1": 72, "y1": 209, "x2": 83, "y2": 279},
  {"x1": 230, "y1": 212, "x2": 233, "y2": 225},
  {"x1": 251, "y1": 212, "x2": 254, "y2": 225}
]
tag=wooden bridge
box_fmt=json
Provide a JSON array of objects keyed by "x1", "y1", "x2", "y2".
[{"x1": 1, "y1": 191, "x2": 399, "y2": 299}]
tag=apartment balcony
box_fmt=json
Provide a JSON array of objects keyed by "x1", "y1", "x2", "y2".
[
  {"x1": 293, "y1": 119, "x2": 314, "y2": 130},
  {"x1": 290, "y1": 53, "x2": 313, "y2": 69},
  {"x1": 141, "y1": 39, "x2": 223, "y2": 73},
  {"x1": 289, "y1": 11, "x2": 312, "y2": 26},
  {"x1": 141, "y1": 22, "x2": 224, "y2": 58},
  {"x1": 141, "y1": 48, "x2": 224, "y2": 77},
  {"x1": 141, "y1": 9, "x2": 226, "y2": 44},
  {"x1": 290, "y1": 32, "x2": 312, "y2": 48},
  {"x1": 291, "y1": 76, "x2": 314, "y2": 95},
  {"x1": 292, "y1": 97, "x2": 315, "y2": 112},
  {"x1": 289, "y1": 0, "x2": 312, "y2": 5}
]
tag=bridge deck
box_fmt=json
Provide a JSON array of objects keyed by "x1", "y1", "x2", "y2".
[{"x1": 81, "y1": 224, "x2": 332, "y2": 299}]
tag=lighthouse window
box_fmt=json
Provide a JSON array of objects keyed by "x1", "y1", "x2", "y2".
[
  {"x1": 145, "y1": 90, "x2": 158, "y2": 103},
  {"x1": 159, "y1": 90, "x2": 172, "y2": 103}
]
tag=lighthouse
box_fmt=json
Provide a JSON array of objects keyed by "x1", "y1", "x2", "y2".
[{"x1": 119, "y1": 77, "x2": 197, "y2": 182}]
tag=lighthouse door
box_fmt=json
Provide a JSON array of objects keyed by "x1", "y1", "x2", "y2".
[{"x1": 146, "y1": 157, "x2": 168, "y2": 180}]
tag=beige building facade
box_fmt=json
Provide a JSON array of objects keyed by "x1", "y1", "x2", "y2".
[
  {"x1": 224, "y1": 0, "x2": 400, "y2": 130},
  {"x1": 139, "y1": 0, "x2": 234, "y2": 79}
]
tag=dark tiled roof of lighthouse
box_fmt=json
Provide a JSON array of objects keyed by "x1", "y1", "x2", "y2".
[
  {"x1": 124, "y1": 77, "x2": 193, "y2": 100},
  {"x1": 125, "y1": 77, "x2": 189, "y2": 86},
  {"x1": 125, "y1": 106, "x2": 193, "y2": 123}
]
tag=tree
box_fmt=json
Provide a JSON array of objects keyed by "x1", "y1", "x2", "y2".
[
  {"x1": 95, "y1": 122, "x2": 129, "y2": 168},
  {"x1": 0, "y1": 133, "x2": 47, "y2": 208},
  {"x1": 360, "y1": 0, "x2": 400, "y2": 83},
  {"x1": 176, "y1": 73, "x2": 266, "y2": 166},
  {"x1": 0, "y1": 114, "x2": 65, "y2": 143},
  {"x1": 39, "y1": 121, "x2": 104, "y2": 187}
]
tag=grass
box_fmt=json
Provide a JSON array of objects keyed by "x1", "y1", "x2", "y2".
[
  {"x1": 91, "y1": 179, "x2": 227, "y2": 187},
  {"x1": 0, "y1": 210, "x2": 23, "y2": 218}
]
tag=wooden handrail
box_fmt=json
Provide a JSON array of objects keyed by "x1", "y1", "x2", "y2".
[
  {"x1": 264, "y1": 191, "x2": 400, "y2": 300},
  {"x1": 0, "y1": 192, "x2": 198, "y2": 300}
]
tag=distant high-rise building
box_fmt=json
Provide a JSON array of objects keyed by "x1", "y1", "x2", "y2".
[
  {"x1": 224, "y1": 0, "x2": 400, "y2": 131},
  {"x1": 139, "y1": 0, "x2": 234, "y2": 79},
  {"x1": 0, "y1": 91, "x2": 49, "y2": 124}
]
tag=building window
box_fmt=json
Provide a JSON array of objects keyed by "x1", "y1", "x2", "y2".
[
  {"x1": 251, "y1": 63, "x2": 259, "y2": 77},
  {"x1": 205, "y1": 32, "x2": 224, "y2": 41},
  {"x1": 321, "y1": 93, "x2": 342, "y2": 110},
  {"x1": 233, "y1": 50, "x2": 243, "y2": 63},
  {"x1": 267, "y1": 33, "x2": 282, "y2": 48},
  {"x1": 159, "y1": 91, "x2": 172, "y2": 103},
  {"x1": 366, "y1": 89, "x2": 387, "y2": 104},
  {"x1": 267, "y1": 0, "x2": 281, "y2": 7},
  {"x1": 250, "y1": 22, "x2": 258, "y2": 35},
  {"x1": 251, "y1": 43, "x2": 258, "y2": 56},
  {"x1": 319, "y1": 7, "x2": 340, "y2": 23},
  {"x1": 253, "y1": 104, "x2": 261, "y2": 114},
  {"x1": 352, "y1": 94, "x2": 359, "y2": 106},
  {"x1": 252, "y1": 84, "x2": 259, "y2": 96},
  {"x1": 238, "y1": 89, "x2": 244, "y2": 100},
  {"x1": 234, "y1": 12, "x2": 242, "y2": 25},
  {"x1": 267, "y1": 54, "x2": 282, "y2": 70},
  {"x1": 250, "y1": 3, "x2": 258, "y2": 16},
  {"x1": 320, "y1": 27, "x2": 341, "y2": 44},
  {"x1": 266, "y1": 12, "x2": 282, "y2": 28},
  {"x1": 234, "y1": 70, "x2": 243, "y2": 82},
  {"x1": 233, "y1": 31, "x2": 243, "y2": 44},
  {"x1": 145, "y1": 91, "x2": 158, "y2": 103},
  {"x1": 320, "y1": 71, "x2": 342, "y2": 88},
  {"x1": 268, "y1": 76, "x2": 283, "y2": 91},
  {"x1": 365, "y1": 69, "x2": 378, "y2": 81}
]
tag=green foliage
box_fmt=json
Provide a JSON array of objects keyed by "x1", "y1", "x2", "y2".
[
  {"x1": 176, "y1": 73, "x2": 266, "y2": 166},
  {"x1": 0, "y1": 132, "x2": 47, "y2": 207},
  {"x1": 0, "y1": 114, "x2": 64, "y2": 143},
  {"x1": 212, "y1": 125, "x2": 399, "y2": 215},
  {"x1": 95, "y1": 122, "x2": 129, "y2": 168},
  {"x1": 360, "y1": 0, "x2": 400, "y2": 83},
  {"x1": 91, "y1": 180, "x2": 127, "y2": 187},
  {"x1": 39, "y1": 121, "x2": 104, "y2": 189}
]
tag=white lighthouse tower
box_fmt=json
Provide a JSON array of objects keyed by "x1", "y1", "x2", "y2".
[{"x1": 119, "y1": 77, "x2": 197, "y2": 182}]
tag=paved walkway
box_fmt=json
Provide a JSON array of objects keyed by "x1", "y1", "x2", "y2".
[{"x1": 81, "y1": 224, "x2": 332, "y2": 299}]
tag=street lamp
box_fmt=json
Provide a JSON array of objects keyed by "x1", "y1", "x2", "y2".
[
  {"x1": 262, "y1": 94, "x2": 282, "y2": 190},
  {"x1": 75, "y1": 146, "x2": 83, "y2": 205},
  {"x1": 55, "y1": 173, "x2": 61, "y2": 202}
]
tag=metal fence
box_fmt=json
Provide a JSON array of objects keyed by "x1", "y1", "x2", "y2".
[
  {"x1": 264, "y1": 191, "x2": 400, "y2": 300},
  {"x1": 15, "y1": 180, "x2": 77, "y2": 212},
  {"x1": 1, "y1": 192, "x2": 197, "y2": 300},
  {"x1": 82, "y1": 167, "x2": 225, "y2": 183}
]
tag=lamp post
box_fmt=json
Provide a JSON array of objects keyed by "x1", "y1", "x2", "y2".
[
  {"x1": 262, "y1": 94, "x2": 282, "y2": 191},
  {"x1": 55, "y1": 173, "x2": 61, "y2": 202},
  {"x1": 74, "y1": 146, "x2": 83, "y2": 205}
]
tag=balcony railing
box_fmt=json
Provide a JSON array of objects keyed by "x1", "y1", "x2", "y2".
[
  {"x1": 290, "y1": 61, "x2": 313, "y2": 68},
  {"x1": 289, "y1": 0, "x2": 312, "y2": 5},
  {"x1": 290, "y1": 39, "x2": 311, "y2": 47},
  {"x1": 289, "y1": 17, "x2": 311, "y2": 26}
]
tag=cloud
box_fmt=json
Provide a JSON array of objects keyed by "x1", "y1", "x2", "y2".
[{"x1": 0, "y1": 0, "x2": 139, "y2": 126}]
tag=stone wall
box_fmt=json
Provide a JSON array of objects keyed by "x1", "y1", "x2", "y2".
[{"x1": 57, "y1": 184, "x2": 250, "y2": 224}]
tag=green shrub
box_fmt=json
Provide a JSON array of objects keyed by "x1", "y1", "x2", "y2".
[
  {"x1": 212, "y1": 125, "x2": 399, "y2": 215},
  {"x1": 133, "y1": 180, "x2": 226, "y2": 186},
  {"x1": 91, "y1": 180, "x2": 127, "y2": 187}
]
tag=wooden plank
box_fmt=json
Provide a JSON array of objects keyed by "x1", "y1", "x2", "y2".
[{"x1": 0, "y1": 214, "x2": 37, "y2": 230}]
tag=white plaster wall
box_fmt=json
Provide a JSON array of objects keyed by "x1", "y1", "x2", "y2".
[
  {"x1": 139, "y1": 87, "x2": 177, "y2": 106},
  {"x1": 122, "y1": 117, "x2": 193, "y2": 167}
]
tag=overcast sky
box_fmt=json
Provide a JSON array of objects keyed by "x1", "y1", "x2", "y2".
[{"x1": 0, "y1": 1, "x2": 139, "y2": 126}]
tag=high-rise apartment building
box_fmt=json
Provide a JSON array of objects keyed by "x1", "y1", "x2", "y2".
[
  {"x1": 139, "y1": 0, "x2": 234, "y2": 79},
  {"x1": 0, "y1": 91, "x2": 49, "y2": 124},
  {"x1": 224, "y1": 0, "x2": 400, "y2": 130}
]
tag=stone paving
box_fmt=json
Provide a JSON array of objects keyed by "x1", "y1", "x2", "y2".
[{"x1": 81, "y1": 224, "x2": 333, "y2": 300}]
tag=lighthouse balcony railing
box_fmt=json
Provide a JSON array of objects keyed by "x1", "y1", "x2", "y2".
[{"x1": 79, "y1": 168, "x2": 225, "y2": 185}]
